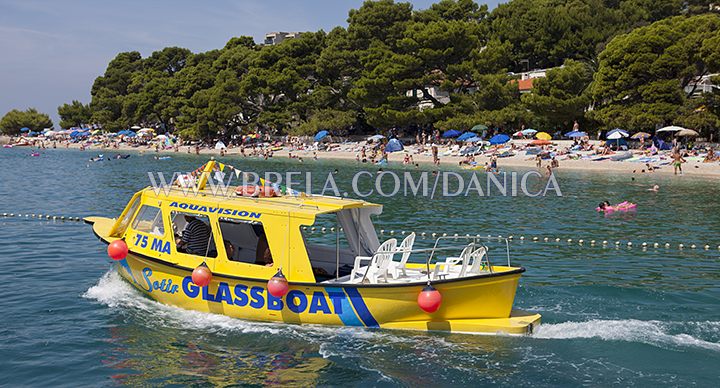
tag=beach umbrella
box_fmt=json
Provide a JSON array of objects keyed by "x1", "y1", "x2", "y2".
[
  {"x1": 471, "y1": 124, "x2": 488, "y2": 132},
  {"x1": 531, "y1": 139, "x2": 551, "y2": 146},
  {"x1": 630, "y1": 132, "x2": 651, "y2": 140},
  {"x1": 489, "y1": 134, "x2": 510, "y2": 145},
  {"x1": 512, "y1": 131, "x2": 524, "y2": 137},
  {"x1": 367, "y1": 134, "x2": 385, "y2": 142},
  {"x1": 465, "y1": 136, "x2": 483, "y2": 143},
  {"x1": 20, "y1": 127, "x2": 30, "y2": 132},
  {"x1": 90, "y1": 129, "x2": 101, "y2": 135},
  {"x1": 138, "y1": 128, "x2": 155, "y2": 133},
  {"x1": 314, "y1": 130, "x2": 329, "y2": 142},
  {"x1": 656, "y1": 125, "x2": 685, "y2": 133},
  {"x1": 124, "y1": 130, "x2": 137, "y2": 137},
  {"x1": 214, "y1": 141, "x2": 226, "y2": 150},
  {"x1": 565, "y1": 130, "x2": 587, "y2": 138},
  {"x1": 130, "y1": 125, "x2": 141, "y2": 130},
  {"x1": 535, "y1": 132, "x2": 551, "y2": 140},
  {"x1": 456, "y1": 131, "x2": 478, "y2": 141},
  {"x1": 521, "y1": 128, "x2": 537, "y2": 136},
  {"x1": 607, "y1": 129, "x2": 629, "y2": 140},
  {"x1": 442, "y1": 129, "x2": 462, "y2": 138},
  {"x1": 676, "y1": 128, "x2": 699, "y2": 137},
  {"x1": 385, "y1": 138, "x2": 404, "y2": 153}
]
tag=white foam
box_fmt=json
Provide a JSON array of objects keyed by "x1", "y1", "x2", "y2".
[{"x1": 535, "y1": 319, "x2": 720, "y2": 352}]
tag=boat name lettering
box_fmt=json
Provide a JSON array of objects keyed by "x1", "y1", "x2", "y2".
[
  {"x1": 168, "y1": 202, "x2": 261, "y2": 218},
  {"x1": 181, "y1": 275, "x2": 344, "y2": 315},
  {"x1": 142, "y1": 268, "x2": 180, "y2": 294}
]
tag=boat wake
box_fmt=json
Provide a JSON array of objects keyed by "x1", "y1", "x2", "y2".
[{"x1": 535, "y1": 319, "x2": 720, "y2": 352}]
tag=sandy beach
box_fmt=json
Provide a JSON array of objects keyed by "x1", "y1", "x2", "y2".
[{"x1": 20, "y1": 139, "x2": 720, "y2": 179}]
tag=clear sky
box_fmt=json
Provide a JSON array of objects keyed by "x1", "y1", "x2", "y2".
[{"x1": 0, "y1": 0, "x2": 500, "y2": 126}]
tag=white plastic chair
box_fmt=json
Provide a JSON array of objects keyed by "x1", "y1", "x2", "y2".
[
  {"x1": 389, "y1": 232, "x2": 416, "y2": 279},
  {"x1": 350, "y1": 238, "x2": 397, "y2": 283},
  {"x1": 432, "y1": 244, "x2": 473, "y2": 280},
  {"x1": 461, "y1": 246, "x2": 488, "y2": 277}
]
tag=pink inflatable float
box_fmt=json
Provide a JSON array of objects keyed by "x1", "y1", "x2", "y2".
[{"x1": 597, "y1": 201, "x2": 637, "y2": 213}]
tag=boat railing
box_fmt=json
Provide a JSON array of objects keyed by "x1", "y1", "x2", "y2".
[{"x1": 416, "y1": 235, "x2": 511, "y2": 279}]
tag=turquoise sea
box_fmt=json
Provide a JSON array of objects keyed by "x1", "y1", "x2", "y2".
[{"x1": 0, "y1": 148, "x2": 718, "y2": 386}]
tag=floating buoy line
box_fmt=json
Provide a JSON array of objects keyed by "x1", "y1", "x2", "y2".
[
  {"x1": 1, "y1": 212, "x2": 83, "y2": 222},
  {"x1": 3, "y1": 213, "x2": 716, "y2": 252},
  {"x1": 300, "y1": 226, "x2": 720, "y2": 252}
]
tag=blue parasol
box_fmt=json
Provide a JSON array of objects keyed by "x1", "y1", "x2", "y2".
[
  {"x1": 314, "y1": 130, "x2": 329, "y2": 142},
  {"x1": 565, "y1": 130, "x2": 587, "y2": 138},
  {"x1": 456, "y1": 131, "x2": 478, "y2": 141},
  {"x1": 489, "y1": 134, "x2": 510, "y2": 145},
  {"x1": 442, "y1": 129, "x2": 462, "y2": 138}
]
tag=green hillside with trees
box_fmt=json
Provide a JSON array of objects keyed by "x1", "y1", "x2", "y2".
[{"x1": 51, "y1": 0, "x2": 720, "y2": 139}]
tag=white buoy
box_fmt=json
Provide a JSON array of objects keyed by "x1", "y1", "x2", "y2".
[
  {"x1": 380, "y1": 229, "x2": 385, "y2": 234},
  {"x1": 421, "y1": 232, "x2": 426, "y2": 237},
  {"x1": 543, "y1": 237, "x2": 549, "y2": 242},
  {"x1": 339, "y1": 228, "x2": 343, "y2": 232},
  {"x1": 602, "y1": 240, "x2": 608, "y2": 245},
  {"x1": 590, "y1": 240, "x2": 595, "y2": 245},
  {"x1": 567, "y1": 239, "x2": 572, "y2": 243},
  {"x1": 679, "y1": 243, "x2": 684, "y2": 249},
  {"x1": 520, "y1": 236, "x2": 525, "y2": 240},
  {"x1": 555, "y1": 238, "x2": 560, "y2": 242},
  {"x1": 10, "y1": 213, "x2": 14, "y2": 217},
  {"x1": 508, "y1": 236, "x2": 514, "y2": 240},
  {"x1": 704, "y1": 245, "x2": 709, "y2": 250},
  {"x1": 2, "y1": 213, "x2": 6, "y2": 217},
  {"x1": 665, "y1": 243, "x2": 670, "y2": 248},
  {"x1": 330, "y1": 227, "x2": 335, "y2": 232},
  {"x1": 453, "y1": 233, "x2": 458, "y2": 237},
  {"x1": 641, "y1": 242, "x2": 647, "y2": 247},
  {"x1": 578, "y1": 239, "x2": 584, "y2": 244},
  {"x1": 653, "y1": 243, "x2": 659, "y2": 248},
  {"x1": 61, "y1": 216, "x2": 65, "y2": 221},
  {"x1": 615, "y1": 241, "x2": 620, "y2": 245},
  {"x1": 442, "y1": 233, "x2": 447, "y2": 237},
  {"x1": 690, "y1": 244, "x2": 696, "y2": 249},
  {"x1": 321, "y1": 227, "x2": 326, "y2": 233},
  {"x1": 532, "y1": 237, "x2": 538, "y2": 241},
  {"x1": 627, "y1": 242, "x2": 632, "y2": 247}
]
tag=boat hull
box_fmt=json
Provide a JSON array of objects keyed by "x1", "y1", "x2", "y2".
[{"x1": 115, "y1": 252, "x2": 540, "y2": 335}]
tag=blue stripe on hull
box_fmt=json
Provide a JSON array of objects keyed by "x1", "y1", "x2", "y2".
[
  {"x1": 344, "y1": 288, "x2": 380, "y2": 328},
  {"x1": 324, "y1": 287, "x2": 364, "y2": 327}
]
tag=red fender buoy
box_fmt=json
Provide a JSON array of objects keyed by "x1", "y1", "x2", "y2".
[
  {"x1": 107, "y1": 239, "x2": 128, "y2": 261},
  {"x1": 192, "y1": 262, "x2": 213, "y2": 287},
  {"x1": 267, "y1": 268, "x2": 289, "y2": 298},
  {"x1": 417, "y1": 284, "x2": 442, "y2": 313}
]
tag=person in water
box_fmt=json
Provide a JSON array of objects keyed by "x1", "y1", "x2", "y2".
[
  {"x1": 597, "y1": 201, "x2": 611, "y2": 210},
  {"x1": 672, "y1": 152, "x2": 686, "y2": 175}
]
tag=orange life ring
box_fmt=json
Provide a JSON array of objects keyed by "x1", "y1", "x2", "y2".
[
  {"x1": 235, "y1": 185, "x2": 260, "y2": 197},
  {"x1": 235, "y1": 185, "x2": 279, "y2": 198}
]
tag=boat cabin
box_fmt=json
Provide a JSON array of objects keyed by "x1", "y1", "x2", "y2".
[{"x1": 107, "y1": 161, "x2": 501, "y2": 285}]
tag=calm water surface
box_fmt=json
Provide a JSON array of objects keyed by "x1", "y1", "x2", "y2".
[{"x1": 0, "y1": 148, "x2": 718, "y2": 386}]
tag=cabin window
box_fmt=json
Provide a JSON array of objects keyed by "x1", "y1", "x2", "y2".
[
  {"x1": 111, "y1": 194, "x2": 141, "y2": 237},
  {"x1": 170, "y1": 211, "x2": 217, "y2": 258},
  {"x1": 131, "y1": 205, "x2": 165, "y2": 236},
  {"x1": 217, "y1": 218, "x2": 274, "y2": 266}
]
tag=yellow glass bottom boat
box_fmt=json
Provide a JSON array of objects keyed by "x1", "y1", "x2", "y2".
[{"x1": 86, "y1": 160, "x2": 540, "y2": 335}]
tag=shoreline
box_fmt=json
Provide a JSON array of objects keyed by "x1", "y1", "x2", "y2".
[{"x1": 16, "y1": 140, "x2": 720, "y2": 179}]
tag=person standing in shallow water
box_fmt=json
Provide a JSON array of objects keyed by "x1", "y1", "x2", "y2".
[{"x1": 672, "y1": 152, "x2": 686, "y2": 175}]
